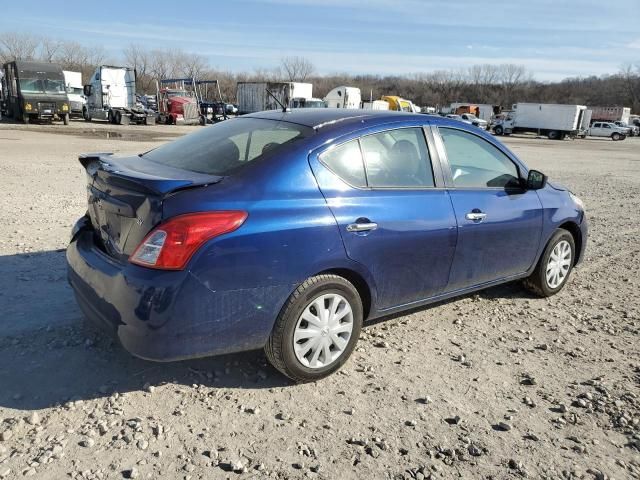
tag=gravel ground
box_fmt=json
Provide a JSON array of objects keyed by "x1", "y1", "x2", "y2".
[{"x1": 0, "y1": 120, "x2": 638, "y2": 480}]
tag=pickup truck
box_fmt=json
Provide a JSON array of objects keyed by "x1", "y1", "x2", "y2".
[
  {"x1": 459, "y1": 113, "x2": 489, "y2": 129},
  {"x1": 612, "y1": 121, "x2": 638, "y2": 137},
  {"x1": 587, "y1": 122, "x2": 627, "y2": 141}
]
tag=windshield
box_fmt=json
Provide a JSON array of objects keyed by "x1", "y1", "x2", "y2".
[
  {"x1": 142, "y1": 118, "x2": 313, "y2": 175},
  {"x1": 303, "y1": 100, "x2": 326, "y2": 108},
  {"x1": 19, "y1": 78, "x2": 66, "y2": 95},
  {"x1": 66, "y1": 86, "x2": 83, "y2": 95}
]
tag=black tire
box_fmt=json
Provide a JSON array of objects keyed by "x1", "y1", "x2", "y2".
[
  {"x1": 83, "y1": 108, "x2": 91, "y2": 122},
  {"x1": 523, "y1": 229, "x2": 575, "y2": 297},
  {"x1": 63, "y1": 113, "x2": 69, "y2": 125},
  {"x1": 611, "y1": 132, "x2": 621, "y2": 141},
  {"x1": 547, "y1": 130, "x2": 560, "y2": 140},
  {"x1": 265, "y1": 274, "x2": 363, "y2": 382},
  {"x1": 114, "y1": 111, "x2": 122, "y2": 125},
  {"x1": 107, "y1": 110, "x2": 114, "y2": 124},
  {"x1": 494, "y1": 125, "x2": 503, "y2": 136}
]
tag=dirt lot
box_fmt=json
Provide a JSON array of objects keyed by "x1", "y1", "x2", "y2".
[{"x1": 0, "y1": 120, "x2": 638, "y2": 480}]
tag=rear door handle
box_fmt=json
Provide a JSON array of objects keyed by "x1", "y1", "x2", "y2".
[
  {"x1": 465, "y1": 211, "x2": 487, "y2": 222},
  {"x1": 346, "y1": 222, "x2": 378, "y2": 232}
]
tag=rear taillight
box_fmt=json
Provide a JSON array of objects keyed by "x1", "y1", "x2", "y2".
[{"x1": 130, "y1": 211, "x2": 247, "y2": 270}]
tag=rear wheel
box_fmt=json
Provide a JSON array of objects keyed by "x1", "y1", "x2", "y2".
[
  {"x1": 523, "y1": 229, "x2": 575, "y2": 297},
  {"x1": 547, "y1": 130, "x2": 560, "y2": 140},
  {"x1": 265, "y1": 275, "x2": 363, "y2": 382}
]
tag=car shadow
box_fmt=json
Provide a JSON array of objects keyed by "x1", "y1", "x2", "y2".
[
  {"x1": 0, "y1": 249, "x2": 292, "y2": 412},
  {"x1": 0, "y1": 249, "x2": 537, "y2": 411}
]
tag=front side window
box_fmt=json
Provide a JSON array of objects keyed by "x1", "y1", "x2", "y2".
[
  {"x1": 360, "y1": 128, "x2": 434, "y2": 188},
  {"x1": 143, "y1": 118, "x2": 312, "y2": 175},
  {"x1": 439, "y1": 127, "x2": 520, "y2": 189}
]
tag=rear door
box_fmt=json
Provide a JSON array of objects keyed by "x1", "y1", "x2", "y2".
[
  {"x1": 309, "y1": 125, "x2": 457, "y2": 310},
  {"x1": 432, "y1": 126, "x2": 543, "y2": 291}
]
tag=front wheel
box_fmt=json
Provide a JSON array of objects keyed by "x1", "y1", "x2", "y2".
[
  {"x1": 494, "y1": 125, "x2": 503, "y2": 135},
  {"x1": 611, "y1": 132, "x2": 621, "y2": 141},
  {"x1": 523, "y1": 229, "x2": 575, "y2": 297},
  {"x1": 265, "y1": 275, "x2": 363, "y2": 382}
]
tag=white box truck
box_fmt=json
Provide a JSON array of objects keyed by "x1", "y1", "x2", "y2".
[
  {"x1": 493, "y1": 103, "x2": 588, "y2": 139},
  {"x1": 324, "y1": 86, "x2": 362, "y2": 109},
  {"x1": 83, "y1": 66, "x2": 155, "y2": 125},
  {"x1": 236, "y1": 82, "x2": 313, "y2": 114},
  {"x1": 362, "y1": 100, "x2": 389, "y2": 110},
  {"x1": 63, "y1": 70, "x2": 86, "y2": 118}
]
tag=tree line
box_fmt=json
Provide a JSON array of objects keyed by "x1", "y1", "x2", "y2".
[{"x1": 1, "y1": 32, "x2": 639, "y2": 111}]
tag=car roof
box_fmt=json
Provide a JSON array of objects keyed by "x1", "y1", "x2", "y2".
[{"x1": 245, "y1": 108, "x2": 431, "y2": 132}]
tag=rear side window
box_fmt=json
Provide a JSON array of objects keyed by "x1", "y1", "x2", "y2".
[
  {"x1": 360, "y1": 128, "x2": 434, "y2": 188},
  {"x1": 143, "y1": 118, "x2": 312, "y2": 175},
  {"x1": 319, "y1": 140, "x2": 367, "y2": 187},
  {"x1": 439, "y1": 127, "x2": 520, "y2": 189}
]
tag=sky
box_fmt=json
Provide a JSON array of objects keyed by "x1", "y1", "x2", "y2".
[{"x1": 0, "y1": 0, "x2": 638, "y2": 81}]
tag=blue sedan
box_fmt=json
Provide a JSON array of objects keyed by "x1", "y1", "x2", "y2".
[{"x1": 67, "y1": 109, "x2": 587, "y2": 382}]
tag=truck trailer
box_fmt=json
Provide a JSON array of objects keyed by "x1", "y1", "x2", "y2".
[
  {"x1": 589, "y1": 106, "x2": 631, "y2": 124},
  {"x1": 449, "y1": 103, "x2": 500, "y2": 123},
  {"x1": 493, "y1": 103, "x2": 588, "y2": 139},
  {"x1": 1, "y1": 60, "x2": 70, "y2": 124},
  {"x1": 63, "y1": 70, "x2": 86, "y2": 118},
  {"x1": 236, "y1": 82, "x2": 313, "y2": 114},
  {"x1": 83, "y1": 66, "x2": 155, "y2": 125}
]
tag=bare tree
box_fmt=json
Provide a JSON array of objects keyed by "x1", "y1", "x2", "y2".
[
  {"x1": 0, "y1": 32, "x2": 40, "y2": 63},
  {"x1": 280, "y1": 56, "x2": 315, "y2": 82},
  {"x1": 39, "y1": 37, "x2": 62, "y2": 62},
  {"x1": 498, "y1": 64, "x2": 528, "y2": 105},
  {"x1": 124, "y1": 44, "x2": 152, "y2": 91}
]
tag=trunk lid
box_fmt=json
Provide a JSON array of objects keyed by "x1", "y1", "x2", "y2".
[{"x1": 80, "y1": 153, "x2": 222, "y2": 261}]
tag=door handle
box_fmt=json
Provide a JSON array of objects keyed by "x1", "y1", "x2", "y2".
[
  {"x1": 346, "y1": 222, "x2": 378, "y2": 232},
  {"x1": 465, "y1": 211, "x2": 487, "y2": 222}
]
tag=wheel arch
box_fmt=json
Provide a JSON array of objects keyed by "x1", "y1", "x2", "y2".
[
  {"x1": 558, "y1": 221, "x2": 583, "y2": 264},
  {"x1": 315, "y1": 268, "x2": 373, "y2": 320}
]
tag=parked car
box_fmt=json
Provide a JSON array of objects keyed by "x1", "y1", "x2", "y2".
[
  {"x1": 588, "y1": 122, "x2": 627, "y2": 140},
  {"x1": 459, "y1": 113, "x2": 489, "y2": 129},
  {"x1": 225, "y1": 103, "x2": 238, "y2": 114},
  {"x1": 67, "y1": 110, "x2": 588, "y2": 382}
]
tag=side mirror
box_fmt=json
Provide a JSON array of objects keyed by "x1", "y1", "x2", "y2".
[
  {"x1": 526, "y1": 169, "x2": 547, "y2": 190},
  {"x1": 83, "y1": 85, "x2": 93, "y2": 96}
]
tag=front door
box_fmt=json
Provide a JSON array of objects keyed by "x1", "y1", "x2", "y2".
[
  {"x1": 434, "y1": 126, "x2": 543, "y2": 291},
  {"x1": 310, "y1": 126, "x2": 458, "y2": 310}
]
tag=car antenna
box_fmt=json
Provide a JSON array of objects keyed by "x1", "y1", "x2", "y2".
[{"x1": 266, "y1": 89, "x2": 290, "y2": 113}]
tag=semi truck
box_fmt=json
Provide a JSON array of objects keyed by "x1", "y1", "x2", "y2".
[
  {"x1": 323, "y1": 86, "x2": 361, "y2": 109},
  {"x1": 83, "y1": 66, "x2": 155, "y2": 125},
  {"x1": 589, "y1": 106, "x2": 631, "y2": 124},
  {"x1": 493, "y1": 103, "x2": 588, "y2": 139},
  {"x1": 1, "y1": 60, "x2": 70, "y2": 124},
  {"x1": 63, "y1": 70, "x2": 86, "y2": 118},
  {"x1": 236, "y1": 82, "x2": 313, "y2": 114},
  {"x1": 155, "y1": 78, "x2": 200, "y2": 125}
]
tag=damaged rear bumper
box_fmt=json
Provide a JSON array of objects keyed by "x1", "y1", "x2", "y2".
[{"x1": 66, "y1": 222, "x2": 290, "y2": 361}]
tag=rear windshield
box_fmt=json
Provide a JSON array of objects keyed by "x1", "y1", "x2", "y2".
[{"x1": 142, "y1": 118, "x2": 313, "y2": 175}]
